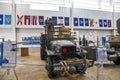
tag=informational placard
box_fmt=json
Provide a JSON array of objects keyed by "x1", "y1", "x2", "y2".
[
  {"x1": 2, "y1": 41, "x2": 16, "y2": 68},
  {"x1": 0, "y1": 43, "x2": 2, "y2": 66},
  {"x1": 0, "y1": 38, "x2": 4, "y2": 66},
  {"x1": 96, "y1": 47, "x2": 108, "y2": 62},
  {"x1": 22, "y1": 36, "x2": 40, "y2": 45}
]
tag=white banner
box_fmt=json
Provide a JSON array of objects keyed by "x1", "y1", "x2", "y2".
[
  {"x1": 2, "y1": 41, "x2": 16, "y2": 68},
  {"x1": 96, "y1": 47, "x2": 108, "y2": 62}
]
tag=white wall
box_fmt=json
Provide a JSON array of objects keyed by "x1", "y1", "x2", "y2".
[
  {"x1": 16, "y1": 4, "x2": 70, "y2": 16},
  {"x1": 0, "y1": 3, "x2": 12, "y2": 14},
  {"x1": 114, "y1": 12, "x2": 120, "y2": 30},
  {"x1": 1, "y1": 3, "x2": 120, "y2": 46},
  {"x1": 73, "y1": 8, "x2": 112, "y2": 18},
  {"x1": 0, "y1": 3, "x2": 15, "y2": 40}
]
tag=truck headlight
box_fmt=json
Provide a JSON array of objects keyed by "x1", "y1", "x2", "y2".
[
  {"x1": 55, "y1": 48, "x2": 60, "y2": 53},
  {"x1": 55, "y1": 46, "x2": 61, "y2": 53},
  {"x1": 82, "y1": 49, "x2": 87, "y2": 54}
]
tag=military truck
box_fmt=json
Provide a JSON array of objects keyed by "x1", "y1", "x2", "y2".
[
  {"x1": 84, "y1": 19, "x2": 120, "y2": 65},
  {"x1": 107, "y1": 18, "x2": 120, "y2": 65},
  {"x1": 108, "y1": 35, "x2": 120, "y2": 65},
  {"x1": 40, "y1": 18, "x2": 93, "y2": 78}
]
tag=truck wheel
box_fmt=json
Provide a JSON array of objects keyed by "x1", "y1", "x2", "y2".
[
  {"x1": 113, "y1": 57, "x2": 120, "y2": 65},
  {"x1": 46, "y1": 57, "x2": 55, "y2": 78},
  {"x1": 75, "y1": 66, "x2": 86, "y2": 74},
  {"x1": 40, "y1": 48, "x2": 45, "y2": 60}
]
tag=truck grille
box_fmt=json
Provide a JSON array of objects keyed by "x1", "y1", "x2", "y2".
[{"x1": 62, "y1": 46, "x2": 76, "y2": 59}]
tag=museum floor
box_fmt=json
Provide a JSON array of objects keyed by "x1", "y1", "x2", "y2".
[{"x1": 0, "y1": 48, "x2": 120, "y2": 80}]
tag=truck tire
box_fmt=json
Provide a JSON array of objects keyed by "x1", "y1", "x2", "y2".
[
  {"x1": 40, "y1": 48, "x2": 45, "y2": 60},
  {"x1": 75, "y1": 65, "x2": 86, "y2": 74},
  {"x1": 113, "y1": 57, "x2": 120, "y2": 65},
  {"x1": 46, "y1": 57, "x2": 55, "y2": 78}
]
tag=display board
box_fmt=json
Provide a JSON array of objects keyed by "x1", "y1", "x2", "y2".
[
  {"x1": 0, "y1": 38, "x2": 4, "y2": 66},
  {"x1": 22, "y1": 36, "x2": 40, "y2": 45},
  {"x1": 96, "y1": 47, "x2": 108, "y2": 62},
  {"x1": 2, "y1": 40, "x2": 17, "y2": 68}
]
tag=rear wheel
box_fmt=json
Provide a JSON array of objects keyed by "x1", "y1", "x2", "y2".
[{"x1": 113, "y1": 57, "x2": 120, "y2": 65}]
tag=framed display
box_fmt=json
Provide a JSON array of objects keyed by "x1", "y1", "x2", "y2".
[
  {"x1": 52, "y1": 16, "x2": 57, "y2": 25},
  {"x1": 79, "y1": 18, "x2": 84, "y2": 26},
  {"x1": 99, "y1": 19, "x2": 103, "y2": 27},
  {"x1": 5, "y1": 15, "x2": 12, "y2": 25},
  {"x1": 108, "y1": 19, "x2": 112, "y2": 28},
  {"x1": 104, "y1": 20, "x2": 107, "y2": 27},
  {"x1": 64, "y1": 17, "x2": 69, "y2": 26},
  {"x1": 0, "y1": 14, "x2": 3, "y2": 25},
  {"x1": 74, "y1": 17, "x2": 78, "y2": 26},
  {"x1": 39, "y1": 16, "x2": 44, "y2": 25}
]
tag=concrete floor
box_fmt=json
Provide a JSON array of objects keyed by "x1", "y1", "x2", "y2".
[{"x1": 0, "y1": 48, "x2": 120, "y2": 80}]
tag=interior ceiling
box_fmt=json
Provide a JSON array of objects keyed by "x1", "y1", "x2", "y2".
[{"x1": 1, "y1": 0, "x2": 120, "y2": 12}]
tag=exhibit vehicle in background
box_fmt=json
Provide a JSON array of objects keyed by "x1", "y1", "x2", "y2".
[
  {"x1": 84, "y1": 19, "x2": 120, "y2": 65},
  {"x1": 40, "y1": 18, "x2": 93, "y2": 78},
  {"x1": 108, "y1": 35, "x2": 120, "y2": 65},
  {"x1": 107, "y1": 18, "x2": 120, "y2": 65}
]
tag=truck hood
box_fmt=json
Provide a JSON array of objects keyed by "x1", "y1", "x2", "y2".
[{"x1": 51, "y1": 40, "x2": 75, "y2": 46}]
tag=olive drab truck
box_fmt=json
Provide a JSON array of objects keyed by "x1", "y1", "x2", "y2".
[{"x1": 40, "y1": 18, "x2": 93, "y2": 78}]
